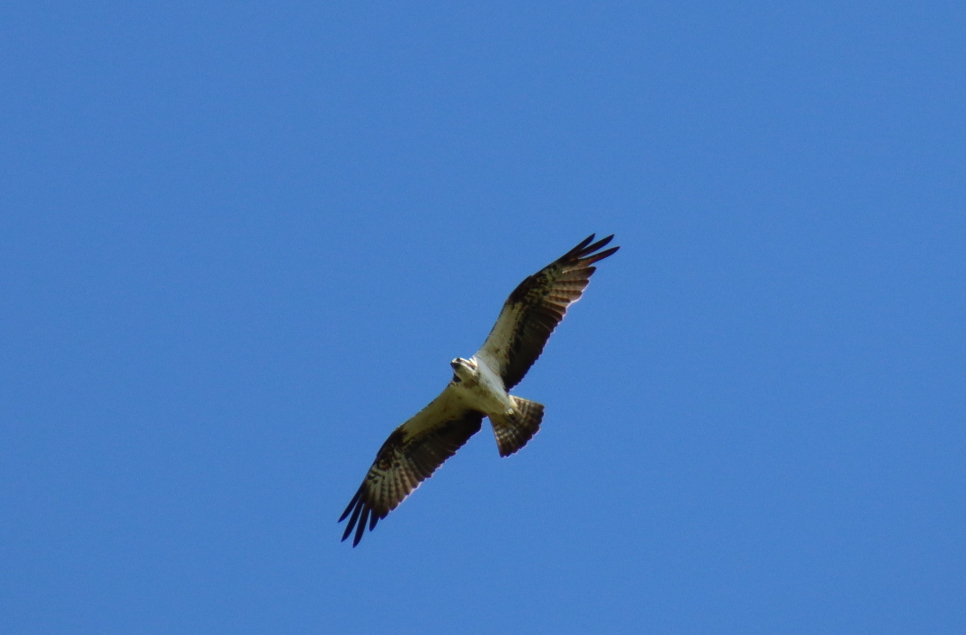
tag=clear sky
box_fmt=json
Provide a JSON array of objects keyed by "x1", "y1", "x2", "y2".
[{"x1": 2, "y1": 2, "x2": 964, "y2": 633}]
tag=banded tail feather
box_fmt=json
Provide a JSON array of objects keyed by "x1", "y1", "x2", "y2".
[{"x1": 490, "y1": 396, "x2": 545, "y2": 457}]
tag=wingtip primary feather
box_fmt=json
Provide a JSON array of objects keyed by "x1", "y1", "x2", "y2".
[
  {"x1": 584, "y1": 244, "x2": 619, "y2": 265},
  {"x1": 338, "y1": 490, "x2": 360, "y2": 523},
  {"x1": 562, "y1": 233, "x2": 618, "y2": 263},
  {"x1": 579, "y1": 234, "x2": 615, "y2": 257},
  {"x1": 353, "y1": 506, "x2": 370, "y2": 546},
  {"x1": 560, "y1": 234, "x2": 596, "y2": 261},
  {"x1": 341, "y1": 495, "x2": 363, "y2": 542}
]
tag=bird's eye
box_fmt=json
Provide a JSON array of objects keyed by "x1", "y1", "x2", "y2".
[{"x1": 452, "y1": 374, "x2": 462, "y2": 384}]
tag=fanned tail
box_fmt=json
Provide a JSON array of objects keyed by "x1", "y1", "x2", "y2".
[{"x1": 490, "y1": 396, "x2": 545, "y2": 457}]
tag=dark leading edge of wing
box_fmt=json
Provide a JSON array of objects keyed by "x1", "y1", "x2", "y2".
[
  {"x1": 338, "y1": 410, "x2": 484, "y2": 547},
  {"x1": 479, "y1": 233, "x2": 619, "y2": 390}
]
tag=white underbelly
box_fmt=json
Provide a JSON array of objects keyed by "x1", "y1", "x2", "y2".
[{"x1": 461, "y1": 357, "x2": 513, "y2": 415}]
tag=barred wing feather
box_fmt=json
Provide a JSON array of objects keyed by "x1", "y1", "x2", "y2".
[
  {"x1": 477, "y1": 234, "x2": 619, "y2": 390},
  {"x1": 338, "y1": 387, "x2": 483, "y2": 546}
]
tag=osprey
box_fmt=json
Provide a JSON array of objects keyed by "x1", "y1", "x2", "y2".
[{"x1": 339, "y1": 233, "x2": 619, "y2": 546}]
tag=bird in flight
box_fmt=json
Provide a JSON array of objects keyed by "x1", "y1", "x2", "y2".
[{"x1": 339, "y1": 233, "x2": 619, "y2": 546}]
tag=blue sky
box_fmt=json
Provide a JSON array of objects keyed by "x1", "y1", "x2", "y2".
[{"x1": 2, "y1": 2, "x2": 964, "y2": 633}]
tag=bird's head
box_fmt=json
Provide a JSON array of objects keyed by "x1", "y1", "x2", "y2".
[{"x1": 450, "y1": 357, "x2": 477, "y2": 384}]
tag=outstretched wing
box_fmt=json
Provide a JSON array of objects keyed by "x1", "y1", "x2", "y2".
[
  {"x1": 477, "y1": 234, "x2": 619, "y2": 390},
  {"x1": 339, "y1": 386, "x2": 484, "y2": 547}
]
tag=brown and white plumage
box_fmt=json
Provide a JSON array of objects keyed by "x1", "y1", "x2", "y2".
[
  {"x1": 339, "y1": 234, "x2": 618, "y2": 546},
  {"x1": 477, "y1": 233, "x2": 619, "y2": 389}
]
